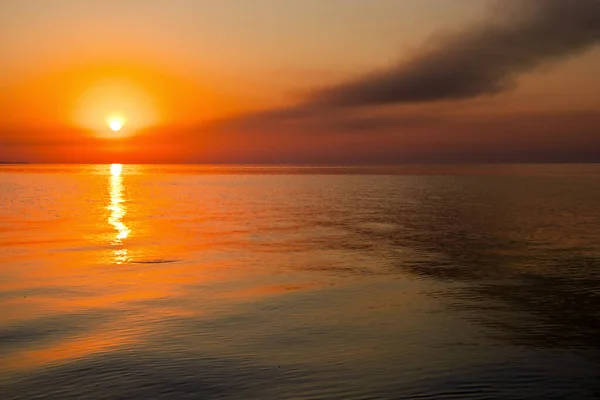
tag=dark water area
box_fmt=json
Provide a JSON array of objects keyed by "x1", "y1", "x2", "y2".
[{"x1": 1, "y1": 164, "x2": 599, "y2": 399}]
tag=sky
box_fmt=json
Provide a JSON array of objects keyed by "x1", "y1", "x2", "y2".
[{"x1": 1, "y1": 0, "x2": 600, "y2": 164}]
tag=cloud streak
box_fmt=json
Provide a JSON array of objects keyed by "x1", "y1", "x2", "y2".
[{"x1": 309, "y1": 0, "x2": 600, "y2": 108}]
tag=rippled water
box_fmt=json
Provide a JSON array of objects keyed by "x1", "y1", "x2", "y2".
[{"x1": 1, "y1": 164, "x2": 599, "y2": 399}]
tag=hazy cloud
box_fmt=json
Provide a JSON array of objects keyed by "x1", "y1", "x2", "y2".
[{"x1": 310, "y1": 0, "x2": 600, "y2": 107}]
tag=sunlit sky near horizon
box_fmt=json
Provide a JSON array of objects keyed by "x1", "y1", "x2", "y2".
[{"x1": 1, "y1": 0, "x2": 600, "y2": 164}]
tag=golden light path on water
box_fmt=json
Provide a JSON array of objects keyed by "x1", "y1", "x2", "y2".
[{"x1": 108, "y1": 164, "x2": 130, "y2": 264}]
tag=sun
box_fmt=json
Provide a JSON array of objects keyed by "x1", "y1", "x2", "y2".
[
  {"x1": 109, "y1": 119, "x2": 123, "y2": 132},
  {"x1": 106, "y1": 115, "x2": 126, "y2": 132}
]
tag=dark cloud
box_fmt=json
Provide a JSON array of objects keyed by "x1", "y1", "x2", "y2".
[
  {"x1": 207, "y1": 0, "x2": 600, "y2": 138},
  {"x1": 207, "y1": 106, "x2": 442, "y2": 136},
  {"x1": 310, "y1": 0, "x2": 600, "y2": 107}
]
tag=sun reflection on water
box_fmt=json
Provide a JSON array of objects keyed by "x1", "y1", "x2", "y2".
[{"x1": 108, "y1": 164, "x2": 130, "y2": 264}]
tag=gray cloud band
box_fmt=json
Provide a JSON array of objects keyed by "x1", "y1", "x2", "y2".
[{"x1": 309, "y1": 0, "x2": 600, "y2": 108}]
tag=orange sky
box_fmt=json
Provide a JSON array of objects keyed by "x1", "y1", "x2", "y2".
[{"x1": 1, "y1": 0, "x2": 600, "y2": 163}]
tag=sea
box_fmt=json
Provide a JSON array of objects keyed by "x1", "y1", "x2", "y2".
[{"x1": 1, "y1": 164, "x2": 599, "y2": 399}]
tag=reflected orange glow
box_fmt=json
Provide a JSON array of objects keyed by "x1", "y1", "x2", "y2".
[
  {"x1": 0, "y1": 166, "x2": 338, "y2": 375},
  {"x1": 4, "y1": 330, "x2": 138, "y2": 372},
  {"x1": 108, "y1": 164, "x2": 130, "y2": 264},
  {"x1": 223, "y1": 283, "x2": 320, "y2": 299}
]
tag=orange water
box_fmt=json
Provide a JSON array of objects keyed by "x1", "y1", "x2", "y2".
[{"x1": 1, "y1": 165, "x2": 599, "y2": 399}]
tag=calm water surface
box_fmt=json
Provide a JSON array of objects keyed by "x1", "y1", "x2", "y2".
[{"x1": 1, "y1": 164, "x2": 599, "y2": 399}]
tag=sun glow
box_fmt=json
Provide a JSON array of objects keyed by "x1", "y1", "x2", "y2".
[{"x1": 73, "y1": 77, "x2": 159, "y2": 138}]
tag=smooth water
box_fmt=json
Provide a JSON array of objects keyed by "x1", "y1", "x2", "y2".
[{"x1": 1, "y1": 164, "x2": 599, "y2": 399}]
